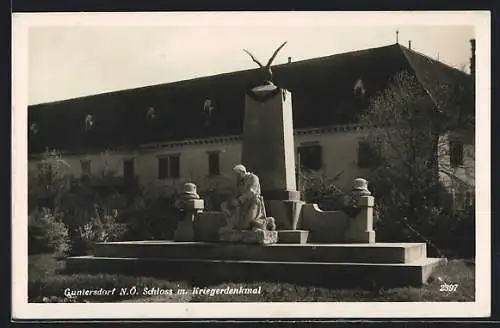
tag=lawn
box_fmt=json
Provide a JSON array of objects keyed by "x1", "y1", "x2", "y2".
[{"x1": 28, "y1": 253, "x2": 475, "y2": 303}]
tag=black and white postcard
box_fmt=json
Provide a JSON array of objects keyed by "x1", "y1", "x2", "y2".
[{"x1": 12, "y1": 11, "x2": 491, "y2": 320}]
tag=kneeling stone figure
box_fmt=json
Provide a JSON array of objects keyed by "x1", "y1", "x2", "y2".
[{"x1": 219, "y1": 164, "x2": 277, "y2": 244}]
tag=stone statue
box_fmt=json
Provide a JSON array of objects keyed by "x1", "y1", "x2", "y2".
[
  {"x1": 175, "y1": 182, "x2": 200, "y2": 202},
  {"x1": 342, "y1": 178, "x2": 371, "y2": 218},
  {"x1": 220, "y1": 164, "x2": 276, "y2": 233},
  {"x1": 174, "y1": 182, "x2": 204, "y2": 241},
  {"x1": 243, "y1": 41, "x2": 288, "y2": 85}
]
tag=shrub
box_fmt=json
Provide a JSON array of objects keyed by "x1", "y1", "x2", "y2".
[
  {"x1": 28, "y1": 149, "x2": 72, "y2": 210},
  {"x1": 70, "y1": 211, "x2": 128, "y2": 256},
  {"x1": 427, "y1": 205, "x2": 475, "y2": 258},
  {"x1": 120, "y1": 195, "x2": 179, "y2": 241},
  {"x1": 375, "y1": 202, "x2": 475, "y2": 259},
  {"x1": 298, "y1": 170, "x2": 346, "y2": 210},
  {"x1": 28, "y1": 209, "x2": 70, "y2": 255}
]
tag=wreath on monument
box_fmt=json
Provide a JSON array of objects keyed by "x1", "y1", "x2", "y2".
[
  {"x1": 245, "y1": 86, "x2": 282, "y2": 103},
  {"x1": 243, "y1": 42, "x2": 288, "y2": 103}
]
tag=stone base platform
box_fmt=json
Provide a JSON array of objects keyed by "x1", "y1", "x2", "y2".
[
  {"x1": 91, "y1": 241, "x2": 428, "y2": 264},
  {"x1": 65, "y1": 255, "x2": 445, "y2": 288},
  {"x1": 65, "y1": 241, "x2": 445, "y2": 287}
]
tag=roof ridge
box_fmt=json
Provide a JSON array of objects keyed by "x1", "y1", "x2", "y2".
[
  {"x1": 29, "y1": 43, "x2": 398, "y2": 107},
  {"x1": 397, "y1": 44, "x2": 442, "y2": 111},
  {"x1": 397, "y1": 44, "x2": 470, "y2": 76}
]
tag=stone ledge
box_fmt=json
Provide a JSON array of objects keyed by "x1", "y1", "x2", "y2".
[
  {"x1": 93, "y1": 241, "x2": 427, "y2": 264},
  {"x1": 277, "y1": 230, "x2": 310, "y2": 244},
  {"x1": 173, "y1": 220, "x2": 195, "y2": 242},
  {"x1": 218, "y1": 229, "x2": 278, "y2": 245}
]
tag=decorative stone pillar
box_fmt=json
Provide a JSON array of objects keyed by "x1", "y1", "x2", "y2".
[
  {"x1": 345, "y1": 178, "x2": 376, "y2": 243},
  {"x1": 242, "y1": 85, "x2": 304, "y2": 230},
  {"x1": 174, "y1": 183, "x2": 204, "y2": 242}
]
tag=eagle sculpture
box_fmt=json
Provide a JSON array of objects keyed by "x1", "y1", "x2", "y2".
[{"x1": 243, "y1": 41, "x2": 288, "y2": 85}]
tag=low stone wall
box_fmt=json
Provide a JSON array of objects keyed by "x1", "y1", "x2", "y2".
[
  {"x1": 194, "y1": 211, "x2": 227, "y2": 242},
  {"x1": 299, "y1": 204, "x2": 350, "y2": 243},
  {"x1": 181, "y1": 178, "x2": 376, "y2": 244}
]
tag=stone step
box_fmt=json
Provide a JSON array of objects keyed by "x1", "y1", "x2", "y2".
[
  {"x1": 93, "y1": 241, "x2": 427, "y2": 264},
  {"x1": 65, "y1": 255, "x2": 445, "y2": 287}
]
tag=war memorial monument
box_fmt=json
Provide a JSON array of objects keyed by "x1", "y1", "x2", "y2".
[{"x1": 66, "y1": 43, "x2": 444, "y2": 288}]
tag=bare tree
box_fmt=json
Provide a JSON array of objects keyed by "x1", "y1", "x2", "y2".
[
  {"x1": 360, "y1": 70, "x2": 474, "y2": 241},
  {"x1": 28, "y1": 149, "x2": 72, "y2": 209}
]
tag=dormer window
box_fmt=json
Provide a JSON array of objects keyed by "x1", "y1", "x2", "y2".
[
  {"x1": 146, "y1": 107, "x2": 156, "y2": 121},
  {"x1": 85, "y1": 114, "x2": 94, "y2": 130},
  {"x1": 203, "y1": 99, "x2": 214, "y2": 114},
  {"x1": 353, "y1": 78, "x2": 366, "y2": 97},
  {"x1": 30, "y1": 123, "x2": 39, "y2": 135}
]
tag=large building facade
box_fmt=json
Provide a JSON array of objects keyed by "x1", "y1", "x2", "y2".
[
  {"x1": 28, "y1": 43, "x2": 475, "y2": 203},
  {"x1": 29, "y1": 123, "x2": 374, "y2": 194}
]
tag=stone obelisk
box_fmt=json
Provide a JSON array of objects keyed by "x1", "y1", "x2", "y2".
[{"x1": 242, "y1": 84, "x2": 304, "y2": 231}]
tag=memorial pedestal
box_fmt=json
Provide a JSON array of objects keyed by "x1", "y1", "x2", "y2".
[
  {"x1": 242, "y1": 86, "x2": 303, "y2": 229},
  {"x1": 277, "y1": 230, "x2": 309, "y2": 244},
  {"x1": 174, "y1": 199, "x2": 204, "y2": 242}
]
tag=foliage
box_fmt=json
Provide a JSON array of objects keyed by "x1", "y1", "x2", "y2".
[
  {"x1": 27, "y1": 150, "x2": 177, "y2": 254},
  {"x1": 181, "y1": 173, "x2": 235, "y2": 211},
  {"x1": 28, "y1": 149, "x2": 72, "y2": 210},
  {"x1": 119, "y1": 192, "x2": 179, "y2": 241},
  {"x1": 361, "y1": 71, "x2": 475, "y2": 258},
  {"x1": 71, "y1": 209, "x2": 128, "y2": 255},
  {"x1": 297, "y1": 169, "x2": 346, "y2": 210},
  {"x1": 375, "y1": 204, "x2": 475, "y2": 259},
  {"x1": 28, "y1": 209, "x2": 70, "y2": 255},
  {"x1": 197, "y1": 177, "x2": 234, "y2": 211}
]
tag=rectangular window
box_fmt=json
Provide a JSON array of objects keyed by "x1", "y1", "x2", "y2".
[
  {"x1": 123, "y1": 159, "x2": 134, "y2": 182},
  {"x1": 465, "y1": 191, "x2": 474, "y2": 207},
  {"x1": 80, "y1": 159, "x2": 91, "y2": 176},
  {"x1": 358, "y1": 141, "x2": 381, "y2": 168},
  {"x1": 158, "y1": 154, "x2": 181, "y2": 179},
  {"x1": 158, "y1": 158, "x2": 169, "y2": 180},
  {"x1": 208, "y1": 151, "x2": 220, "y2": 176},
  {"x1": 450, "y1": 140, "x2": 464, "y2": 166},
  {"x1": 298, "y1": 144, "x2": 322, "y2": 171},
  {"x1": 169, "y1": 154, "x2": 180, "y2": 178}
]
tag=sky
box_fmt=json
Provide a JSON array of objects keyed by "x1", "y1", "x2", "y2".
[{"x1": 25, "y1": 13, "x2": 476, "y2": 105}]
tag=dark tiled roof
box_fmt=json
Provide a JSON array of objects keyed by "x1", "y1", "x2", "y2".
[
  {"x1": 399, "y1": 46, "x2": 474, "y2": 118},
  {"x1": 28, "y1": 44, "x2": 473, "y2": 154}
]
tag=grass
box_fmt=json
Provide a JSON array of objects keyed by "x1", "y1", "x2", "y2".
[{"x1": 28, "y1": 253, "x2": 475, "y2": 303}]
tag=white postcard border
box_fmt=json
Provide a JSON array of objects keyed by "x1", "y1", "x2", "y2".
[{"x1": 12, "y1": 11, "x2": 491, "y2": 319}]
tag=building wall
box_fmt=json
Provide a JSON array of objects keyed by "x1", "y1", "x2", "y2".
[
  {"x1": 295, "y1": 128, "x2": 369, "y2": 191},
  {"x1": 28, "y1": 125, "x2": 371, "y2": 196},
  {"x1": 28, "y1": 123, "x2": 475, "y2": 212},
  {"x1": 438, "y1": 131, "x2": 475, "y2": 200}
]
